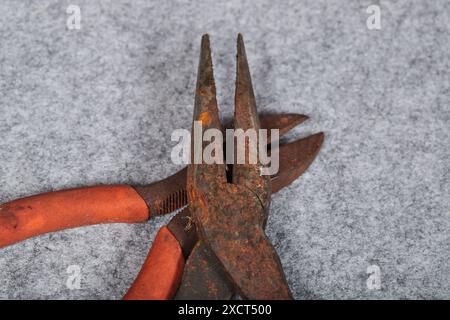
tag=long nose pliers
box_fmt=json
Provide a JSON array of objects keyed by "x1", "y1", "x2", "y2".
[{"x1": 0, "y1": 34, "x2": 323, "y2": 300}]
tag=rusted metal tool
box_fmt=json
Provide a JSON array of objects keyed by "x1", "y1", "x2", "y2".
[
  {"x1": 183, "y1": 34, "x2": 290, "y2": 300},
  {"x1": 0, "y1": 34, "x2": 323, "y2": 300}
]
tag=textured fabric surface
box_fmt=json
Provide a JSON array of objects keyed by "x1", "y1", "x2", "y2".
[{"x1": 0, "y1": 0, "x2": 449, "y2": 299}]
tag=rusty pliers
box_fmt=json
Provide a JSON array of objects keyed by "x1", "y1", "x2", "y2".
[{"x1": 0, "y1": 34, "x2": 323, "y2": 300}]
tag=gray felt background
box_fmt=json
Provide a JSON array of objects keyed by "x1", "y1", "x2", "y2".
[{"x1": 0, "y1": 0, "x2": 449, "y2": 299}]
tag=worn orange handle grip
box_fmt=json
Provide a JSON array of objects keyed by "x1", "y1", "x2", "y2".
[
  {"x1": 0, "y1": 185, "x2": 149, "y2": 248},
  {"x1": 123, "y1": 226, "x2": 185, "y2": 300}
]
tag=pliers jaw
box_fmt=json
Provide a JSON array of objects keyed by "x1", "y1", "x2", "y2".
[
  {"x1": 187, "y1": 34, "x2": 292, "y2": 300},
  {"x1": 188, "y1": 34, "x2": 227, "y2": 193},
  {"x1": 233, "y1": 33, "x2": 271, "y2": 225}
]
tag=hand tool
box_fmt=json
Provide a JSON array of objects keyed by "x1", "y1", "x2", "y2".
[{"x1": 0, "y1": 34, "x2": 324, "y2": 300}]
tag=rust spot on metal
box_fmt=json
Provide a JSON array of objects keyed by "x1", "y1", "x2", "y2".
[{"x1": 198, "y1": 111, "x2": 212, "y2": 126}]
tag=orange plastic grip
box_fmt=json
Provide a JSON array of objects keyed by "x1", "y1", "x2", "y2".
[
  {"x1": 123, "y1": 226, "x2": 185, "y2": 300},
  {"x1": 0, "y1": 185, "x2": 149, "y2": 248}
]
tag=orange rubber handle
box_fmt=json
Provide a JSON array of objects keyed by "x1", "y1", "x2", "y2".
[
  {"x1": 123, "y1": 226, "x2": 185, "y2": 300},
  {"x1": 0, "y1": 185, "x2": 149, "y2": 248}
]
